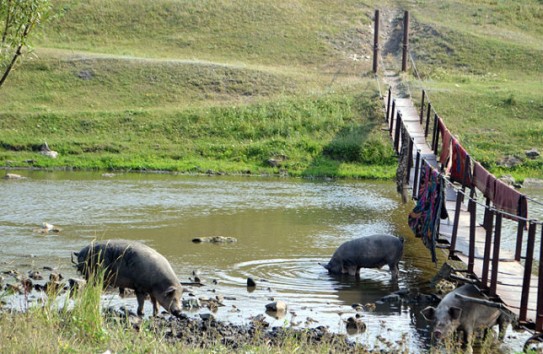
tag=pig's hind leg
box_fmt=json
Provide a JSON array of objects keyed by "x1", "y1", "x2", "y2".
[
  {"x1": 345, "y1": 265, "x2": 358, "y2": 276},
  {"x1": 150, "y1": 294, "x2": 159, "y2": 316},
  {"x1": 389, "y1": 261, "x2": 400, "y2": 281}
]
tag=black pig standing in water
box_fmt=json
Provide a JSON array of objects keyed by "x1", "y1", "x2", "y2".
[
  {"x1": 321, "y1": 234, "x2": 404, "y2": 281},
  {"x1": 73, "y1": 239, "x2": 183, "y2": 317}
]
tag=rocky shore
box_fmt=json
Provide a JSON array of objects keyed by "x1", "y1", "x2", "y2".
[
  {"x1": 1, "y1": 262, "x2": 436, "y2": 352},
  {"x1": 106, "y1": 308, "x2": 361, "y2": 351}
]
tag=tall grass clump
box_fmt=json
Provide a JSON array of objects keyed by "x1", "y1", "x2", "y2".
[
  {"x1": 62, "y1": 272, "x2": 107, "y2": 343},
  {"x1": 0, "y1": 271, "x2": 176, "y2": 353},
  {"x1": 0, "y1": 273, "x2": 107, "y2": 352}
]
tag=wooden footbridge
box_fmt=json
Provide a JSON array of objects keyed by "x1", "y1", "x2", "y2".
[
  {"x1": 370, "y1": 8, "x2": 543, "y2": 345},
  {"x1": 381, "y1": 79, "x2": 543, "y2": 342}
]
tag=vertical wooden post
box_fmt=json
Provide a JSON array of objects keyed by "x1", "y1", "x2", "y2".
[
  {"x1": 412, "y1": 150, "x2": 421, "y2": 199},
  {"x1": 419, "y1": 90, "x2": 425, "y2": 124},
  {"x1": 449, "y1": 157, "x2": 470, "y2": 259},
  {"x1": 536, "y1": 224, "x2": 543, "y2": 331},
  {"x1": 373, "y1": 10, "x2": 380, "y2": 73},
  {"x1": 389, "y1": 100, "x2": 396, "y2": 136},
  {"x1": 489, "y1": 213, "x2": 503, "y2": 296},
  {"x1": 406, "y1": 138, "x2": 414, "y2": 182},
  {"x1": 481, "y1": 210, "x2": 495, "y2": 288},
  {"x1": 515, "y1": 217, "x2": 526, "y2": 262},
  {"x1": 449, "y1": 192, "x2": 463, "y2": 259},
  {"x1": 431, "y1": 113, "x2": 440, "y2": 153},
  {"x1": 483, "y1": 198, "x2": 491, "y2": 236},
  {"x1": 386, "y1": 87, "x2": 392, "y2": 123},
  {"x1": 402, "y1": 11, "x2": 410, "y2": 72},
  {"x1": 520, "y1": 221, "x2": 537, "y2": 322},
  {"x1": 394, "y1": 113, "x2": 402, "y2": 153},
  {"x1": 468, "y1": 188, "x2": 477, "y2": 273},
  {"x1": 424, "y1": 103, "x2": 432, "y2": 137}
]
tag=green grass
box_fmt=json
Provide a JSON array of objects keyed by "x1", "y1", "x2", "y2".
[
  {"x1": 402, "y1": 0, "x2": 543, "y2": 181},
  {"x1": 0, "y1": 0, "x2": 541, "y2": 181},
  {"x1": 0, "y1": 0, "x2": 396, "y2": 178},
  {"x1": 41, "y1": 0, "x2": 370, "y2": 66},
  {"x1": 0, "y1": 92, "x2": 396, "y2": 177}
]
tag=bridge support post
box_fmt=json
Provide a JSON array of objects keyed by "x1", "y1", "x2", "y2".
[
  {"x1": 373, "y1": 10, "x2": 379, "y2": 73},
  {"x1": 424, "y1": 103, "x2": 431, "y2": 137},
  {"x1": 419, "y1": 90, "x2": 425, "y2": 124},
  {"x1": 407, "y1": 138, "x2": 414, "y2": 181},
  {"x1": 431, "y1": 113, "x2": 440, "y2": 153},
  {"x1": 402, "y1": 11, "x2": 410, "y2": 72},
  {"x1": 449, "y1": 157, "x2": 471, "y2": 260},
  {"x1": 481, "y1": 210, "x2": 495, "y2": 288},
  {"x1": 394, "y1": 113, "x2": 402, "y2": 153},
  {"x1": 515, "y1": 217, "x2": 526, "y2": 261},
  {"x1": 386, "y1": 87, "x2": 392, "y2": 123},
  {"x1": 520, "y1": 221, "x2": 537, "y2": 322},
  {"x1": 412, "y1": 150, "x2": 421, "y2": 199},
  {"x1": 389, "y1": 100, "x2": 396, "y2": 136},
  {"x1": 537, "y1": 224, "x2": 543, "y2": 331},
  {"x1": 468, "y1": 188, "x2": 477, "y2": 273},
  {"x1": 489, "y1": 213, "x2": 503, "y2": 296}
]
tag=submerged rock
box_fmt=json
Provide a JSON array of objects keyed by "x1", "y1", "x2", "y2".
[
  {"x1": 28, "y1": 270, "x2": 43, "y2": 280},
  {"x1": 34, "y1": 222, "x2": 62, "y2": 234},
  {"x1": 345, "y1": 316, "x2": 366, "y2": 335},
  {"x1": 246, "y1": 277, "x2": 256, "y2": 288},
  {"x1": 68, "y1": 278, "x2": 87, "y2": 296},
  {"x1": 3, "y1": 173, "x2": 26, "y2": 180},
  {"x1": 192, "y1": 236, "x2": 237, "y2": 243},
  {"x1": 182, "y1": 298, "x2": 201, "y2": 309},
  {"x1": 265, "y1": 300, "x2": 287, "y2": 319},
  {"x1": 265, "y1": 300, "x2": 287, "y2": 312}
]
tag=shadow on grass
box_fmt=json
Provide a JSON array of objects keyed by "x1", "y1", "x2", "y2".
[{"x1": 301, "y1": 99, "x2": 396, "y2": 179}]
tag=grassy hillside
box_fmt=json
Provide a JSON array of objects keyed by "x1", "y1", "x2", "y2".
[
  {"x1": 0, "y1": 0, "x2": 541, "y2": 180},
  {"x1": 0, "y1": 0, "x2": 396, "y2": 178},
  {"x1": 403, "y1": 0, "x2": 543, "y2": 180}
]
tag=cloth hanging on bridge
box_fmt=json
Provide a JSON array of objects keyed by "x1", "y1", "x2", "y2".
[
  {"x1": 449, "y1": 139, "x2": 472, "y2": 187},
  {"x1": 396, "y1": 124, "x2": 410, "y2": 203},
  {"x1": 493, "y1": 179, "x2": 528, "y2": 221},
  {"x1": 473, "y1": 162, "x2": 495, "y2": 200},
  {"x1": 408, "y1": 160, "x2": 448, "y2": 263},
  {"x1": 436, "y1": 117, "x2": 473, "y2": 187},
  {"x1": 438, "y1": 119, "x2": 453, "y2": 168}
]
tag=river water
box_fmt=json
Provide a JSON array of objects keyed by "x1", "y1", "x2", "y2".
[{"x1": 1, "y1": 171, "x2": 540, "y2": 352}]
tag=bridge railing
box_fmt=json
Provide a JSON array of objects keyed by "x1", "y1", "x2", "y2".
[{"x1": 385, "y1": 87, "x2": 543, "y2": 333}]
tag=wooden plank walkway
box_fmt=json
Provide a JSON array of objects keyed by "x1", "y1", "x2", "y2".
[{"x1": 383, "y1": 85, "x2": 540, "y2": 325}]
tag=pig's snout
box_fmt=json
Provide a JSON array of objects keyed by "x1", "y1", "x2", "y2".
[
  {"x1": 171, "y1": 308, "x2": 182, "y2": 317},
  {"x1": 433, "y1": 330, "x2": 443, "y2": 340},
  {"x1": 168, "y1": 299, "x2": 183, "y2": 317}
]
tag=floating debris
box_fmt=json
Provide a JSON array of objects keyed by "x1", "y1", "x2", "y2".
[
  {"x1": 192, "y1": 236, "x2": 237, "y2": 243},
  {"x1": 34, "y1": 222, "x2": 62, "y2": 234}
]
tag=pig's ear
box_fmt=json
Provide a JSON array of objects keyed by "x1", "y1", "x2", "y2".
[
  {"x1": 421, "y1": 306, "x2": 436, "y2": 320},
  {"x1": 165, "y1": 286, "x2": 177, "y2": 296},
  {"x1": 449, "y1": 306, "x2": 462, "y2": 320},
  {"x1": 71, "y1": 252, "x2": 79, "y2": 264},
  {"x1": 319, "y1": 262, "x2": 330, "y2": 270}
]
